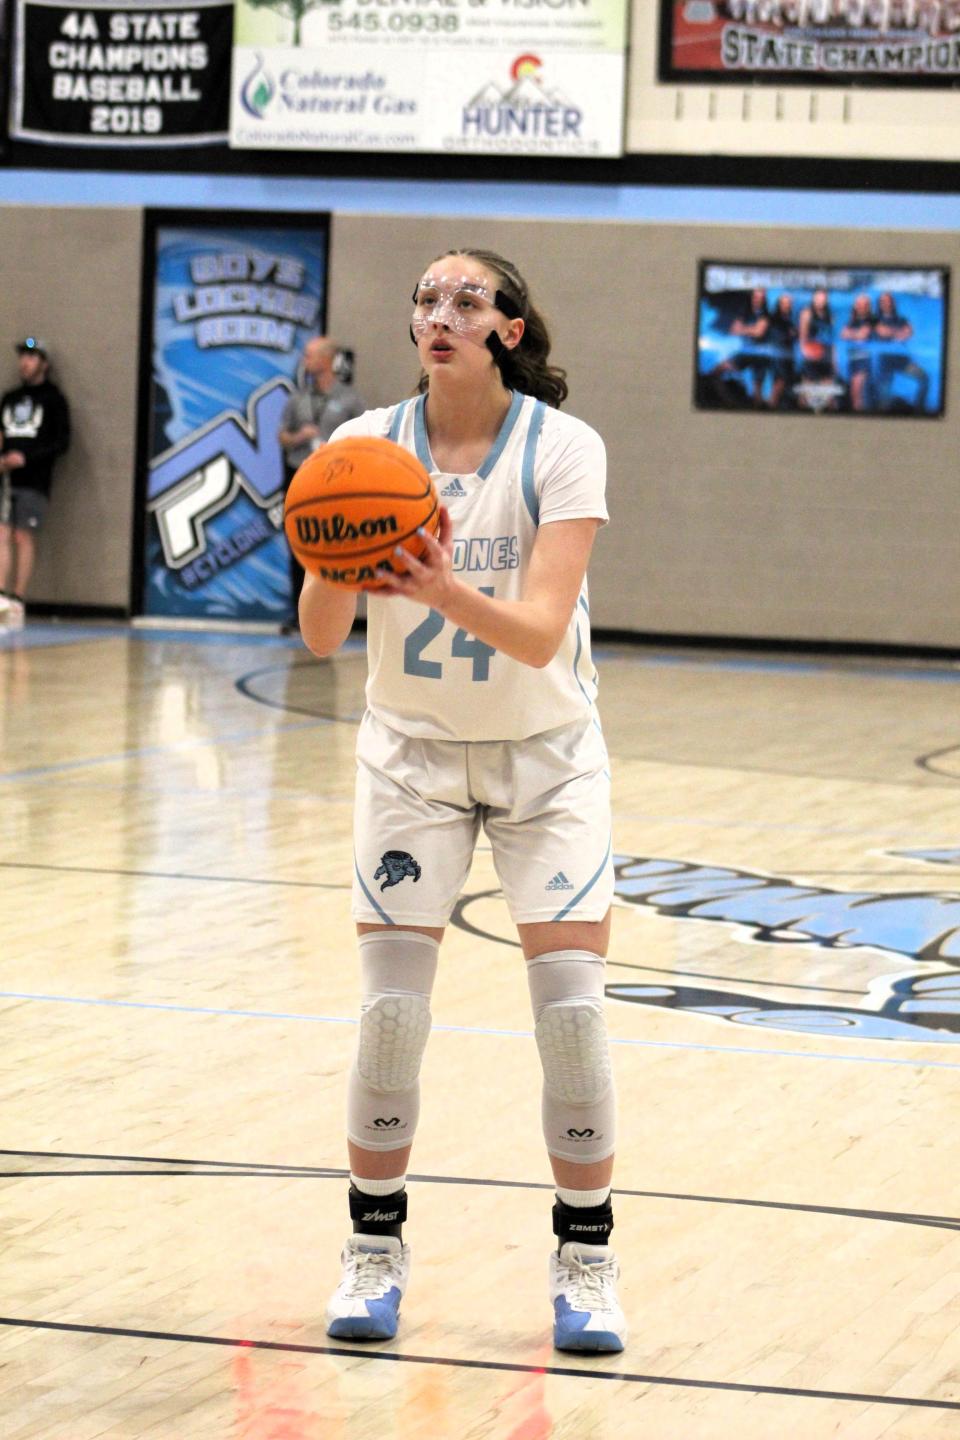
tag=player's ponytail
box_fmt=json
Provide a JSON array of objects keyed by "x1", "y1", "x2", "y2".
[{"x1": 418, "y1": 248, "x2": 569, "y2": 409}]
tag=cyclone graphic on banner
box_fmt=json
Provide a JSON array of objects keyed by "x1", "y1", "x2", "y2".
[{"x1": 143, "y1": 221, "x2": 328, "y2": 622}]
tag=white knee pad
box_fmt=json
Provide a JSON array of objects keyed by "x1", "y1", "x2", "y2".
[
  {"x1": 347, "y1": 930, "x2": 439, "y2": 1153},
  {"x1": 527, "y1": 949, "x2": 616, "y2": 1165},
  {"x1": 358, "y1": 992, "x2": 432, "y2": 1092}
]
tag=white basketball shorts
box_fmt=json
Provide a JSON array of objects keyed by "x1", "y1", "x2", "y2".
[{"x1": 352, "y1": 709, "x2": 613, "y2": 928}]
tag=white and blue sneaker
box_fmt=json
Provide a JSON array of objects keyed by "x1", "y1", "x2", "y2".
[
  {"x1": 550, "y1": 1242, "x2": 626, "y2": 1353},
  {"x1": 325, "y1": 1234, "x2": 410, "y2": 1340},
  {"x1": 0, "y1": 598, "x2": 23, "y2": 630}
]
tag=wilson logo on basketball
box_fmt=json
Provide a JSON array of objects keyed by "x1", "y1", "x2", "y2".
[{"x1": 295, "y1": 513, "x2": 399, "y2": 546}]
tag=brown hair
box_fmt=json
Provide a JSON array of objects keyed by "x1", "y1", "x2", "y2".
[{"x1": 416, "y1": 248, "x2": 568, "y2": 409}]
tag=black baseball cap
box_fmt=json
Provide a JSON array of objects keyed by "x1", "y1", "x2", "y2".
[{"x1": 16, "y1": 337, "x2": 48, "y2": 359}]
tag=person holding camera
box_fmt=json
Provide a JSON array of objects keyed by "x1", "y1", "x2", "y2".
[
  {"x1": 0, "y1": 337, "x2": 71, "y2": 630},
  {"x1": 278, "y1": 336, "x2": 364, "y2": 630}
]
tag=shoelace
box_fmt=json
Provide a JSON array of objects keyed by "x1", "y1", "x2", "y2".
[
  {"x1": 560, "y1": 1255, "x2": 618, "y2": 1310},
  {"x1": 343, "y1": 1248, "x2": 402, "y2": 1299}
]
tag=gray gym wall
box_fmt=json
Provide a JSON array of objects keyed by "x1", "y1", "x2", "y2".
[
  {"x1": 3, "y1": 205, "x2": 957, "y2": 648},
  {"x1": 1, "y1": 205, "x2": 143, "y2": 612}
]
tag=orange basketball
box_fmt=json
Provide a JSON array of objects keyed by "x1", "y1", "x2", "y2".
[{"x1": 284, "y1": 436, "x2": 439, "y2": 591}]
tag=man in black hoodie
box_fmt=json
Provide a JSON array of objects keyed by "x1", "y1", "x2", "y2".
[{"x1": 0, "y1": 338, "x2": 71, "y2": 628}]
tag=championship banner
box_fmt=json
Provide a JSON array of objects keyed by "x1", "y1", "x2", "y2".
[
  {"x1": 140, "y1": 219, "x2": 328, "y2": 623},
  {"x1": 0, "y1": 0, "x2": 9, "y2": 154},
  {"x1": 229, "y1": 0, "x2": 627, "y2": 155},
  {"x1": 661, "y1": 0, "x2": 960, "y2": 85},
  {"x1": 11, "y1": 0, "x2": 232, "y2": 145},
  {"x1": 694, "y1": 261, "x2": 948, "y2": 417}
]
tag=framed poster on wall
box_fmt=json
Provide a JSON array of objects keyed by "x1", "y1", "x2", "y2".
[
  {"x1": 134, "y1": 210, "x2": 329, "y2": 623},
  {"x1": 693, "y1": 261, "x2": 949, "y2": 416}
]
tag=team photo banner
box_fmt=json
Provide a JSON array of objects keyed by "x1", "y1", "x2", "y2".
[
  {"x1": 11, "y1": 0, "x2": 232, "y2": 145},
  {"x1": 229, "y1": 0, "x2": 627, "y2": 156},
  {"x1": 661, "y1": 0, "x2": 960, "y2": 85},
  {"x1": 694, "y1": 262, "x2": 949, "y2": 416},
  {"x1": 141, "y1": 219, "x2": 328, "y2": 623}
]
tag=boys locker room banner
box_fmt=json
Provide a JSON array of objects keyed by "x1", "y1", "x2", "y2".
[{"x1": 139, "y1": 214, "x2": 328, "y2": 623}]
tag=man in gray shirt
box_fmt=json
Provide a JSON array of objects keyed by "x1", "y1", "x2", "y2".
[{"x1": 279, "y1": 335, "x2": 364, "y2": 626}]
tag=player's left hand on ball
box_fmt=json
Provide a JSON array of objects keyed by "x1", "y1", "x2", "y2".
[{"x1": 376, "y1": 505, "x2": 454, "y2": 605}]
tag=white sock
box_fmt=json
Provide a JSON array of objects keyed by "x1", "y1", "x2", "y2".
[
  {"x1": 350, "y1": 1171, "x2": 407, "y2": 1196},
  {"x1": 556, "y1": 1184, "x2": 611, "y2": 1208}
]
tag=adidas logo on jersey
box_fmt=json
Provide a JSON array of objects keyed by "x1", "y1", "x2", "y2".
[
  {"x1": 545, "y1": 871, "x2": 575, "y2": 892},
  {"x1": 440, "y1": 477, "x2": 467, "y2": 498}
]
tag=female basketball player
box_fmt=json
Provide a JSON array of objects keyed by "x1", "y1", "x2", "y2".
[{"x1": 299, "y1": 248, "x2": 624, "y2": 1353}]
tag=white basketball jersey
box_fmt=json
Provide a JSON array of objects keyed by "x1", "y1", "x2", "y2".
[{"x1": 330, "y1": 390, "x2": 608, "y2": 741}]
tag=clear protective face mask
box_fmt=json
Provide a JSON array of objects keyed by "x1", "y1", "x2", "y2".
[{"x1": 411, "y1": 272, "x2": 508, "y2": 346}]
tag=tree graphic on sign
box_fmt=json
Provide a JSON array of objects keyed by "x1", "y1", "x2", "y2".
[{"x1": 244, "y1": 0, "x2": 329, "y2": 47}]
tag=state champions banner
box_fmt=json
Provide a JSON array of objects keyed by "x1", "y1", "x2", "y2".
[
  {"x1": 660, "y1": 0, "x2": 960, "y2": 86},
  {"x1": 11, "y1": 0, "x2": 232, "y2": 145},
  {"x1": 228, "y1": 0, "x2": 627, "y2": 156},
  {"x1": 141, "y1": 219, "x2": 328, "y2": 623}
]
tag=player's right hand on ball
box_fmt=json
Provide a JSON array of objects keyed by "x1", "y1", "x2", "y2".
[{"x1": 377, "y1": 506, "x2": 454, "y2": 605}]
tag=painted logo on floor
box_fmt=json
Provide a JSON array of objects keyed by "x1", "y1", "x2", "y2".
[{"x1": 608, "y1": 851, "x2": 960, "y2": 1045}]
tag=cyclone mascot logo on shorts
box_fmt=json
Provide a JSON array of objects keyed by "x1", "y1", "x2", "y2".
[{"x1": 375, "y1": 851, "x2": 422, "y2": 892}]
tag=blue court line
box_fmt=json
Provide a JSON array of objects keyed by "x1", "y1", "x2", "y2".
[
  {"x1": 0, "y1": 624, "x2": 132, "y2": 650},
  {"x1": 0, "y1": 715, "x2": 332, "y2": 783},
  {"x1": 1, "y1": 989, "x2": 957, "y2": 1068},
  {"x1": 591, "y1": 647, "x2": 960, "y2": 684},
  {"x1": 7, "y1": 622, "x2": 957, "y2": 683},
  {"x1": 0, "y1": 624, "x2": 300, "y2": 651},
  {"x1": 0, "y1": 778, "x2": 355, "y2": 802},
  {"x1": 612, "y1": 813, "x2": 919, "y2": 838},
  {"x1": 0, "y1": 622, "x2": 368, "y2": 653},
  {"x1": 6, "y1": 622, "x2": 957, "y2": 684}
]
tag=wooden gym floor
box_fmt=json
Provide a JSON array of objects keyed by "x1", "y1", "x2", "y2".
[{"x1": 1, "y1": 620, "x2": 959, "y2": 1439}]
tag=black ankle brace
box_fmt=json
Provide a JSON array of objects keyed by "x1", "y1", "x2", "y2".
[
  {"x1": 552, "y1": 1193, "x2": 614, "y2": 1248},
  {"x1": 349, "y1": 1183, "x2": 407, "y2": 1239}
]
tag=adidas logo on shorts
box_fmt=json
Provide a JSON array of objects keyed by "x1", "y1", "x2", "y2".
[
  {"x1": 545, "y1": 871, "x2": 575, "y2": 892},
  {"x1": 440, "y1": 477, "x2": 467, "y2": 498}
]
